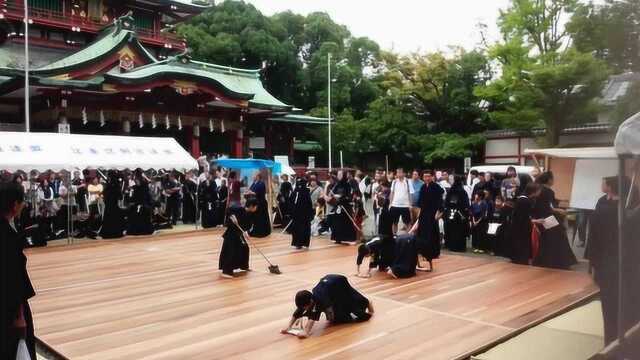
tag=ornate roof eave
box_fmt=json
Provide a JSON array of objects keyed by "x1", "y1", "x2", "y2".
[{"x1": 28, "y1": 14, "x2": 156, "y2": 78}]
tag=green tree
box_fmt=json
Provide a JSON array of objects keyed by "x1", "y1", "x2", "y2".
[
  {"x1": 476, "y1": 0, "x2": 609, "y2": 146},
  {"x1": 568, "y1": 0, "x2": 640, "y2": 73}
]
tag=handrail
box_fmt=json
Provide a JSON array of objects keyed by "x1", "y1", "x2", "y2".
[{"x1": 4, "y1": 2, "x2": 184, "y2": 47}]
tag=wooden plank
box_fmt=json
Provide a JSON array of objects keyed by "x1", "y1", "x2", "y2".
[{"x1": 25, "y1": 231, "x2": 598, "y2": 360}]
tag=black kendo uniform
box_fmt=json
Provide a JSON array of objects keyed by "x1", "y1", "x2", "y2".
[
  {"x1": 182, "y1": 177, "x2": 198, "y2": 224},
  {"x1": 215, "y1": 183, "x2": 228, "y2": 226},
  {"x1": 198, "y1": 179, "x2": 218, "y2": 228},
  {"x1": 219, "y1": 206, "x2": 251, "y2": 276},
  {"x1": 293, "y1": 274, "x2": 371, "y2": 324},
  {"x1": 1, "y1": 218, "x2": 37, "y2": 360},
  {"x1": 99, "y1": 174, "x2": 125, "y2": 239},
  {"x1": 127, "y1": 179, "x2": 154, "y2": 236},
  {"x1": 443, "y1": 185, "x2": 470, "y2": 252},
  {"x1": 390, "y1": 233, "x2": 419, "y2": 278},
  {"x1": 416, "y1": 182, "x2": 444, "y2": 261},
  {"x1": 330, "y1": 179, "x2": 356, "y2": 243},
  {"x1": 248, "y1": 179, "x2": 271, "y2": 238},
  {"x1": 291, "y1": 178, "x2": 314, "y2": 248},
  {"x1": 164, "y1": 177, "x2": 182, "y2": 225},
  {"x1": 276, "y1": 181, "x2": 293, "y2": 227},
  {"x1": 357, "y1": 236, "x2": 395, "y2": 272}
]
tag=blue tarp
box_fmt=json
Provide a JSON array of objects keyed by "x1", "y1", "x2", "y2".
[{"x1": 213, "y1": 158, "x2": 282, "y2": 174}]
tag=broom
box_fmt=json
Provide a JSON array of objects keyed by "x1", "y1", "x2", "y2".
[{"x1": 231, "y1": 216, "x2": 282, "y2": 274}]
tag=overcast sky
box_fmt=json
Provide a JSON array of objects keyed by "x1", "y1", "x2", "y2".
[{"x1": 243, "y1": 0, "x2": 512, "y2": 54}]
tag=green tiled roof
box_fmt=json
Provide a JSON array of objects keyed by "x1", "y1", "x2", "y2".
[
  {"x1": 32, "y1": 16, "x2": 156, "y2": 76},
  {"x1": 105, "y1": 55, "x2": 290, "y2": 109}
]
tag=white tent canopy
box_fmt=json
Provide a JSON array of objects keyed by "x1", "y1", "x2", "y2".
[
  {"x1": 524, "y1": 147, "x2": 617, "y2": 159},
  {"x1": 0, "y1": 132, "x2": 198, "y2": 172},
  {"x1": 615, "y1": 111, "x2": 640, "y2": 156}
]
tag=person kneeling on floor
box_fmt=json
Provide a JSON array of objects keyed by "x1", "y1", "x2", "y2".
[{"x1": 281, "y1": 274, "x2": 374, "y2": 338}]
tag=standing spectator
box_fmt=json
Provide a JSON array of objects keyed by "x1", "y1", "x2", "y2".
[
  {"x1": 276, "y1": 174, "x2": 293, "y2": 227},
  {"x1": 444, "y1": 175, "x2": 470, "y2": 252},
  {"x1": 198, "y1": 171, "x2": 218, "y2": 228},
  {"x1": 409, "y1": 170, "x2": 424, "y2": 227},
  {"x1": 100, "y1": 171, "x2": 125, "y2": 239},
  {"x1": 585, "y1": 176, "x2": 626, "y2": 345},
  {"x1": 510, "y1": 183, "x2": 540, "y2": 265},
  {"x1": 228, "y1": 171, "x2": 242, "y2": 208},
  {"x1": 181, "y1": 171, "x2": 198, "y2": 224},
  {"x1": 472, "y1": 172, "x2": 488, "y2": 198},
  {"x1": 532, "y1": 171, "x2": 577, "y2": 270},
  {"x1": 389, "y1": 168, "x2": 412, "y2": 233},
  {"x1": 470, "y1": 192, "x2": 489, "y2": 253},
  {"x1": 409, "y1": 170, "x2": 444, "y2": 272},
  {"x1": 468, "y1": 170, "x2": 480, "y2": 200},
  {"x1": 484, "y1": 172, "x2": 500, "y2": 200},
  {"x1": 1, "y1": 182, "x2": 37, "y2": 360},
  {"x1": 309, "y1": 178, "x2": 324, "y2": 207},
  {"x1": 164, "y1": 173, "x2": 182, "y2": 226},
  {"x1": 438, "y1": 170, "x2": 451, "y2": 196},
  {"x1": 326, "y1": 170, "x2": 356, "y2": 244},
  {"x1": 215, "y1": 179, "x2": 228, "y2": 226},
  {"x1": 247, "y1": 173, "x2": 271, "y2": 238},
  {"x1": 500, "y1": 166, "x2": 521, "y2": 201}
]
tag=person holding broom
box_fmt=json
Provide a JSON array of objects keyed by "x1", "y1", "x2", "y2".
[{"x1": 219, "y1": 198, "x2": 258, "y2": 278}]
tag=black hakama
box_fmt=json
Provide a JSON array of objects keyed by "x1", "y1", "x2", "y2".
[
  {"x1": 390, "y1": 234, "x2": 418, "y2": 278},
  {"x1": 249, "y1": 180, "x2": 271, "y2": 238},
  {"x1": 532, "y1": 187, "x2": 577, "y2": 269},
  {"x1": 357, "y1": 236, "x2": 395, "y2": 271},
  {"x1": 416, "y1": 182, "x2": 444, "y2": 261},
  {"x1": 99, "y1": 181, "x2": 125, "y2": 239},
  {"x1": 586, "y1": 195, "x2": 620, "y2": 344},
  {"x1": 443, "y1": 187, "x2": 470, "y2": 252},
  {"x1": 291, "y1": 182, "x2": 314, "y2": 248},
  {"x1": 1, "y1": 218, "x2": 37, "y2": 360},
  {"x1": 510, "y1": 195, "x2": 533, "y2": 265},
  {"x1": 198, "y1": 180, "x2": 218, "y2": 228},
  {"x1": 215, "y1": 185, "x2": 228, "y2": 226},
  {"x1": 293, "y1": 274, "x2": 371, "y2": 324},
  {"x1": 330, "y1": 180, "x2": 357, "y2": 243},
  {"x1": 219, "y1": 206, "x2": 251, "y2": 276},
  {"x1": 182, "y1": 179, "x2": 197, "y2": 224},
  {"x1": 126, "y1": 182, "x2": 154, "y2": 236}
]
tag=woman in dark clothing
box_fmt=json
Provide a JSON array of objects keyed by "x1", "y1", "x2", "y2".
[
  {"x1": 488, "y1": 196, "x2": 513, "y2": 257},
  {"x1": 276, "y1": 175, "x2": 293, "y2": 228},
  {"x1": 181, "y1": 172, "x2": 198, "y2": 224},
  {"x1": 327, "y1": 170, "x2": 357, "y2": 244},
  {"x1": 247, "y1": 173, "x2": 271, "y2": 238},
  {"x1": 1, "y1": 182, "x2": 37, "y2": 360},
  {"x1": 532, "y1": 172, "x2": 577, "y2": 270},
  {"x1": 444, "y1": 175, "x2": 470, "y2": 252},
  {"x1": 100, "y1": 171, "x2": 125, "y2": 239},
  {"x1": 510, "y1": 183, "x2": 539, "y2": 265},
  {"x1": 291, "y1": 177, "x2": 314, "y2": 248},
  {"x1": 198, "y1": 172, "x2": 218, "y2": 228},
  {"x1": 470, "y1": 192, "x2": 489, "y2": 253},
  {"x1": 126, "y1": 174, "x2": 154, "y2": 236},
  {"x1": 215, "y1": 179, "x2": 228, "y2": 227},
  {"x1": 410, "y1": 170, "x2": 443, "y2": 272}
]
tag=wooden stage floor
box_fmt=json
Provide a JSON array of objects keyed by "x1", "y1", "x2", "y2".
[{"x1": 25, "y1": 230, "x2": 598, "y2": 360}]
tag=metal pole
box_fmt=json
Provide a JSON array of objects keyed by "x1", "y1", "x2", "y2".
[
  {"x1": 24, "y1": 0, "x2": 30, "y2": 132},
  {"x1": 616, "y1": 158, "x2": 625, "y2": 357},
  {"x1": 327, "y1": 52, "x2": 332, "y2": 172},
  {"x1": 340, "y1": 150, "x2": 344, "y2": 169}
]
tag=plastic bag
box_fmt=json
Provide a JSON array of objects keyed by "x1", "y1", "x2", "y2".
[{"x1": 16, "y1": 339, "x2": 31, "y2": 360}]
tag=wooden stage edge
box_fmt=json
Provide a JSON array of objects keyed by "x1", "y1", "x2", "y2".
[{"x1": 26, "y1": 230, "x2": 599, "y2": 360}]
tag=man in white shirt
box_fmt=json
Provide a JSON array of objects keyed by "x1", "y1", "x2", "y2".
[{"x1": 389, "y1": 168, "x2": 412, "y2": 233}]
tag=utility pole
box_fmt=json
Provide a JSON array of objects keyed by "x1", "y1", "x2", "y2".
[
  {"x1": 327, "y1": 52, "x2": 332, "y2": 172},
  {"x1": 24, "y1": 0, "x2": 30, "y2": 132}
]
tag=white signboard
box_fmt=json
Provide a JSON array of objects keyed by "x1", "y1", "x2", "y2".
[
  {"x1": 464, "y1": 157, "x2": 471, "y2": 173},
  {"x1": 308, "y1": 156, "x2": 315, "y2": 169},
  {"x1": 569, "y1": 159, "x2": 618, "y2": 210}
]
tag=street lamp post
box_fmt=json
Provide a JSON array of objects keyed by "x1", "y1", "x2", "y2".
[
  {"x1": 327, "y1": 52, "x2": 332, "y2": 172},
  {"x1": 24, "y1": 1, "x2": 30, "y2": 132}
]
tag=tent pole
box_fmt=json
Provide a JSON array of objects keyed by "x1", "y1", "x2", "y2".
[
  {"x1": 616, "y1": 158, "x2": 625, "y2": 354},
  {"x1": 267, "y1": 168, "x2": 274, "y2": 230}
]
